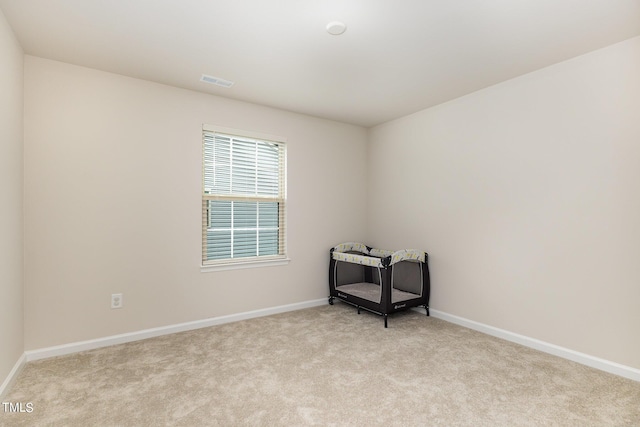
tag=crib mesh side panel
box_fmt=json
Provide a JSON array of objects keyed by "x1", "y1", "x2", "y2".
[
  {"x1": 367, "y1": 265, "x2": 381, "y2": 285},
  {"x1": 334, "y1": 261, "x2": 365, "y2": 286},
  {"x1": 392, "y1": 261, "x2": 422, "y2": 295}
]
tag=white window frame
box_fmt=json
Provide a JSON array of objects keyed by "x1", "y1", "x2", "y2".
[{"x1": 201, "y1": 125, "x2": 289, "y2": 272}]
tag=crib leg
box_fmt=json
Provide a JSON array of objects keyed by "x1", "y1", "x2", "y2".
[
  {"x1": 425, "y1": 305, "x2": 430, "y2": 316},
  {"x1": 328, "y1": 297, "x2": 334, "y2": 305},
  {"x1": 357, "y1": 306, "x2": 360, "y2": 314},
  {"x1": 384, "y1": 314, "x2": 388, "y2": 328}
]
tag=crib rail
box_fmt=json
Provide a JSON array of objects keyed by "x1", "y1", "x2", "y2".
[{"x1": 331, "y1": 242, "x2": 425, "y2": 267}]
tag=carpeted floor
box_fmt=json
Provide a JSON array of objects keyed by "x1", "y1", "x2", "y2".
[{"x1": 2, "y1": 304, "x2": 639, "y2": 426}]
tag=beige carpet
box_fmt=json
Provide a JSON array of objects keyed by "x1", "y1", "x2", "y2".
[{"x1": 2, "y1": 304, "x2": 639, "y2": 426}]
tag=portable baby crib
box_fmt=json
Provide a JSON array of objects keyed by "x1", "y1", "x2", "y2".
[{"x1": 328, "y1": 242, "x2": 430, "y2": 327}]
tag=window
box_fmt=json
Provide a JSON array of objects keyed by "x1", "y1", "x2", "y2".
[{"x1": 202, "y1": 125, "x2": 287, "y2": 269}]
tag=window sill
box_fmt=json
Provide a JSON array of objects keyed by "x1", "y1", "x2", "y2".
[{"x1": 201, "y1": 257, "x2": 290, "y2": 273}]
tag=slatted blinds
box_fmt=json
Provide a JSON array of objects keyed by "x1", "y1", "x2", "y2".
[{"x1": 202, "y1": 128, "x2": 286, "y2": 264}]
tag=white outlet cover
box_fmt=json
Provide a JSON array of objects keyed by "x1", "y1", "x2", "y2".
[{"x1": 111, "y1": 293, "x2": 123, "y2": 309}]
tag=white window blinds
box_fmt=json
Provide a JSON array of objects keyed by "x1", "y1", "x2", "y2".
[{"x1": 202, "y1": 128, "x2": 286, "y2": 265}]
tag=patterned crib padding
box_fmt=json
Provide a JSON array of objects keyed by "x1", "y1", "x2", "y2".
[{"x1": 331, "y1": 242, "x2": 426, "y2": 267}]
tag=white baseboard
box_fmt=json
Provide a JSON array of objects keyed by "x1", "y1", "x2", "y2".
[
  {"x1": 426, "y1": 308, "x2": 640, "y2": 382},
  {"x1": 25, "y1": 298, "x2": 327, "y2": 362},
  {"x1": 0, "y1": 353, "x2": 27, "y2": 401}
]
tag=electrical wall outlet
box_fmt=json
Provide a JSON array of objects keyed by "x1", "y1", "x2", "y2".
[{"x1": 111, "y1": 293, "x2": 123, "y2": 309}]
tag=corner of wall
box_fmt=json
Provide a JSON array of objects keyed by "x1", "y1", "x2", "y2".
[{"x1": 0, "y1": 5, "x2": 25, "y2": 398}]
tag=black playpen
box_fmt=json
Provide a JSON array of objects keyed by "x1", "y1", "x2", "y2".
[{"x1": 329, "y1": 242, "x2": 430, "y2": 327}]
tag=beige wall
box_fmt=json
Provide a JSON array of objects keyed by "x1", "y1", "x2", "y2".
[
  {"x1": 0, "y1": 9, "x2": 24, "y2": 385},
  {"x1": 23, "y1": 56, "x2": 368, "y2": 350},
  {"x1": 368, "y1": 36, "x2": 640, "y2": 369}
]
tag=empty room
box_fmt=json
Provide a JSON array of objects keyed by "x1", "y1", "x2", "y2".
[{"x1": 1, "y1": 1, "x2": 640, "y2": 425}]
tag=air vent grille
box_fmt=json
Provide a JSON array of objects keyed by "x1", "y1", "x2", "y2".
[{"x1": 200, "y1": 74, "x2": 234, "y2": 88}]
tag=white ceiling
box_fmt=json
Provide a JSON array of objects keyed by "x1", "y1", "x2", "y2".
[{"x1": 2, "y1": 1, "x2": 639, "y2": 127}]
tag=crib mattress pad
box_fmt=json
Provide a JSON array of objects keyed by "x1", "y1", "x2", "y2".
[{"x1": 336, "y1": 282, "x2": 419, "y2": 304}]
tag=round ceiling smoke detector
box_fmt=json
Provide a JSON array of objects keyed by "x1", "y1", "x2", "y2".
[{"x1": 326, "y1": 21, "x2": 347, "y2": 35}]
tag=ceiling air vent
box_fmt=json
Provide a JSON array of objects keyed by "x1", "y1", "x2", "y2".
[{"x1": 200, "y1": 74, "x2": 234, "y2": 88}]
